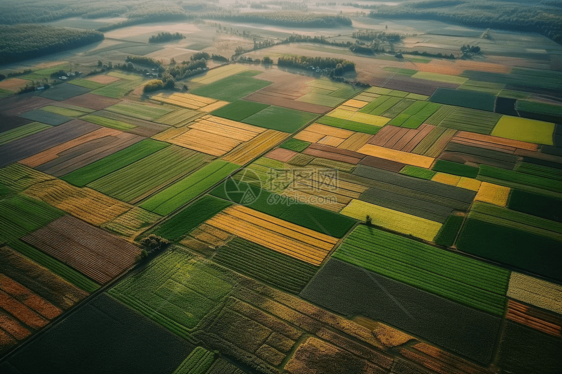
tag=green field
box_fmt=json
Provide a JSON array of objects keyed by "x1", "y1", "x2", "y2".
[
  {"x1": 433, "y1": 160, "x2": 479, "y2": 178},
  {"x1": 109, "y1": 249, "x2": 234, "y2": 340},
  {"x1": 470, "y1": 202, "x2": 562, "y2": 239},
  {"x1": 41, "y1": 105, "x2": 89, "y2": 117},
  {"x1": 434, "y1": 215, "x2": 465, "y2": 247},
  {"x1": 430, "y1": 88, "x2": 496, "y2": 112},
  {"x1": 479, "y1": 165, "x2": 562, "y2": 193},
  {"x1": 388, "y1": 101, "x2": 441, "y2": 129},
  {"x1": 456, "y1": 218, "x2": 562, "y2": 282},
  {"x1": 459, "y1": 80, "x2": 505, "y2": 96},
  {"x1": 279, "y1": 138, "x2": 311, "y2": 152},
  {"x1": 106, "y1": 101, "x2": 174, "y2": 121},
  {"x1": 82, "y1": 114, "x2": 136, "y2": 130},
  {"x1": 516, "y1": 100, "x2": 562, "y2": 117},
  {"x1": 210, "y1": 100, "x2": 269, "y2": 121},
  {"x1": 425, "y1": 105, "x2": 456, "y2": 126},
  {"x1": 279, "y1": 203, "x2": 356, "y2": 238},
  {"x1": 23, "y1": 63, "x2": 70, "y2": 80},
  {"x1": 507, "y1": 189, "x2": 562, "y2": 223},
  {"x1": 399, "y1": 165, "x2": 436, "y2": 180},
  {"x1": 190, "y1": 75, "x2": 271, "y2": 101},
  {"x1": 63, "y1": 139, "x2": 169, "y2": 186},
  {"x1": 316, "y1": 115, "x2": 382, "y2": 134},
  {"x1": 214, "y1": 237, "x2": 318, "y2": 294},
  {"x1": 334, "y1": 225, "x2": 510, "y2": 315},
  {"x1": 91, "y1": 79, "x2": 141, "y2": 98},
  {"x1": 68, "y1": 79, "x2": 105, "y2": 90},
  {"x1": 382, "y1": 99, "x2": 415, "y2": 118},
  {"x1": 0, "y1": 122, "x2": 51, "y2": 145},
  {"x1": 297, "y1": 92, "x2": 346, "y2": 107},
  {"x1": 141, "y1": 160, "x2": 239, "y2": 216},
  {"x1": 412, "y1": 71, "x2": 468, "y2": 85},
  {"x1": 516, "y1": 162, "x2": 562, "y2": 181},
  {"x1": 242, "y1": 106, "x2": 317, "y2": 133},
  {"x1": 382, "y1": 67, "x2": 417, "y2": 76},
  {"x1": 0, "y1": 195, "x2": 65, "y2": 243},
  {"x1": 153, "y1": 195, "x2": 231, "y2": 241},
  {"x1": 172, "y1": 347, "x2": 216, "y2": 374},
  {"x1": 88, "y1": 146, "x2": 213, "y2": 203},
  {"x1": 438, "y1": 107, "x2": 501, "y2": 134}
]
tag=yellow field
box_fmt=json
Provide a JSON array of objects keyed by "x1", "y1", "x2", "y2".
[
  {"x1": 0, "y1": 164, "x2": 54, "y2": 191},
  {"x1": 102, "y1": 207, "x2": 161, "y2": 238},
  {"x1": 357, "y1": 144, "x2": 435, "y2": 168},
  {"x1": 340, "y1": 199, "x2": 442, "y2": 242},
  {"x1": 153, "y1": 115, "x2": 265, "y2": 157},
  {"x1": 338, "y1": 133, "x2": 374, "y2": 151},
  {"x1": 507, "y1": 272, "x2": 562, "y2": 315},
  {"x1": 190, "y1": 64, "x2": 249, "y2": 84},
  {"x1": 156, "y1": 108, "x2": 204, "y2": 127},
  {"x1": 186, "y1": 223, "x2": 231, "y2": 249},
  {"x1": 457, "y1": 177, "x2": 482, "y2": 191},
  {"x1": 199, "y1": 100, "x2": 229, "y2": 112},
  {"x1": 328, "y1": 109, "x2": 390, "y2": 126},
  {"x1": 491, "y1": 116, "x2": 555, "y2": 146},
  {"x1": 474, "y1": 182, "x2": 510, "y2": 207},
  {"x1": 151, "y1": 92, "x2": 223, "y2": 111},
  {"x1": 294, "y1": 123, "x2": 353, "y2": 145},
  {"x1": 24, "y1": 179, "x2": 132, "y2": 226},
  {"x1": 431, "y1": 173, "x2": 461, "y2": 186},
  {"x1": 204, "y1": 205, "x2": 337, "y2": 265},
  {"x1": 342, "y1": 99, "x2": 368, "y2": 109},
  {"x1": 354, "y1": 92, "x2": 380, "y2": 102},
  {"x1": 222, "y1": 130, "x2": 288, "y2": 165}
]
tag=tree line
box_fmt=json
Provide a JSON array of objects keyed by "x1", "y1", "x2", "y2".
[
  {"x1": 204, "y1": 11, "x2": 352, "y2": 28},
  {"x1": 0, "y1": 24, "x2": 103, "y2": 65},
  {"x1": 278, "y1": 56, "x2": 355, "y2": 73},
  {"x1": 372, "y1": 0, "x2": 562, "y2": 44},
  {"x1": 149, "y1": 32, "x2": 185, "y2": 44}
]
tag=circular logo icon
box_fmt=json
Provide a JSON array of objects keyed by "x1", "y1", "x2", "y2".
[{"x1": 223, "y1": 168, "x2": 261, "y2": 205}]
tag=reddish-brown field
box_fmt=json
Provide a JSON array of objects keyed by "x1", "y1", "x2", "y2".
[
  {"x1": 22, "y1": 216, "x2": 141, "y2": 284},
  {"x1": 62, "y1": 93, "x2": 121, "y2": 111},
  {"x1": 0, "y1": 96, "x2": 55, "y2": 116},
  {"x1": 0, "y1": 246, "x2": 88, "y2": 355}
]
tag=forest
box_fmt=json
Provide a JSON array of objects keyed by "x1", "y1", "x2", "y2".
[
  {"x1": 372, "y1": 0, "x2": 562, "y2": 44},
  {"x1": 97, "y1": 9, "x2": 194, "y2": 32},
  {"x1": 204, "y1": 11, "x2": 352, "y2": 28},
  {"x1": 0, "y1": 0, "x2": 206, "y2": 26},
  {"x1": 0, "y1": 24, "x2": 103, "y2": 65}
]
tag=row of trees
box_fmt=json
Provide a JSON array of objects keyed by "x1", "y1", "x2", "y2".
[
  {"x1": 372, "y1": 1, "x2": 562, "y2": 45},
  {"x1": 278, "y1": 56, "x2": 355, "y2": 73},
  {"x1": 168, "y1": 59, "x2": 207, "y2": 80},
  {"x1": 0, "y1": 24, "x2": 103, "y2": 65},
  {"x1": 125, "y1": 55, "x2": 161, "y2": 69},
  {"x1": 351, "y1": 31, "x2": 401, "y2": 43},
  {"x1": 149, "y1": 32, "x2": 185, "y2": 43}
]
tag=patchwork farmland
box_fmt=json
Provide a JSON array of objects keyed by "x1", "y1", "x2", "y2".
[{"x1": 1, "y1": 14, "x2": 562, "y2": 373}]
